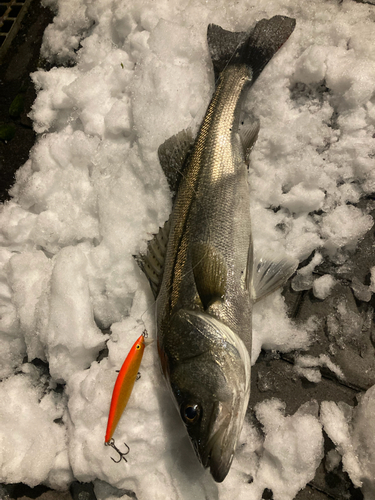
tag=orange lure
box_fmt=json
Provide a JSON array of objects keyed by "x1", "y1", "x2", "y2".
[{"x1": 105, "y1": 332, "x2": 147, "y2": 444}]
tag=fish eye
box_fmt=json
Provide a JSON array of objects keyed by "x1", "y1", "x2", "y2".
[
  {"x1": 181, "y1": 403, "x2": 201, "y2": 424},
  {"x1": 136, "y1": 344, "x2": 141, "y2": 350}
]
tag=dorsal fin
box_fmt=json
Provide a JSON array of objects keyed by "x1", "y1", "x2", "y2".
[
  {"x1": 135, "y1": 218, "x2": 171, "y2": 298},
  {"x1": 158, "y1": 129, "x2": 195, "y2": 195},
  {"x1": 191, "y1": 242, "x2": 227, "y2": 309}
]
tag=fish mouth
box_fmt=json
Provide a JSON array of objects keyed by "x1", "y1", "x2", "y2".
[{"x1": 199, "y1": 405, "x2": 239, "y2": 483}]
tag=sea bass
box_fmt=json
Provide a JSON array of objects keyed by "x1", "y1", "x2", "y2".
[{"x1": 138, "y1": 15, "x2": 297, "y2": 482}]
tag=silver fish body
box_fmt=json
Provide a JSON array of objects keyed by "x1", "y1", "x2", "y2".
[{"x1": 138, "y1": 15, "x2": 296, "y2": 482}]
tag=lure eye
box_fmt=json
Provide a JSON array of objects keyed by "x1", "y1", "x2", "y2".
[
  {"x1": 181, "y1": 403, "x2": 201, "y2": 424},
  {"x1": 136, "y1": 344, "x2": 141, "y2": 350}
]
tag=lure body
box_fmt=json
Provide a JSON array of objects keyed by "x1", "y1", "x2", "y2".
[{"x1": 105, "y1": 333, "x2": 146, "y2": 444}]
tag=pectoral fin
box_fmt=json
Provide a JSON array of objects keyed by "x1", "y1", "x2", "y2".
[
  {"x1": 250, "y1": 251, "x2": 298, "y2": 302},
  {"x1": 191, "y1": 242, "x2": 227, "y2": 310},
  {"x1": 135, "y1": 218, "x2": 171, "y2": 298}
]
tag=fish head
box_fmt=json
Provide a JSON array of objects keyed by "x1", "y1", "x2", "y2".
[{"x1": 160, "y1": 309, "x2": 251, "y2": 482}]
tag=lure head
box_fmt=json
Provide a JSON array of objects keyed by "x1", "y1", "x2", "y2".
[{"x1": 159, "y1": 309, "x2": 251, "y2": 482}]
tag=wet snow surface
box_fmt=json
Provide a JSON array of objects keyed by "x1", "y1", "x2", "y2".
[{"x1": 1, "y1": 0, "x2": 375, "y2": 499}]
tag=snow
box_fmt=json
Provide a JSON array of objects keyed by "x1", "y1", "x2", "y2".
[
  {"x1": 320, "y1": 388, "x2": 375, "y2": 499},
  {"x1": 294, "y1": 354, "x2": 345, "y2": 383},
  {"x1": 1, "y1": 0, "x2": 375, "y2": 498},
  {"x1": 350, "y1": 276, "x2": 372, "y2": 302},
  {"x1": 313, "y1": 274, "x2": 336, "y2": 300},
  {"x1": 0, "y1": 366, "x2": 72, "y2": 489},
  {"x1": 292, "y1": 252, "x2": 323, "y2": 292},
  {"x1": 251, "y1": 399, "x2": 324, "y2": 500},
  {"x1": 320, "y1": 400, "x2": 363, "y2": 488}
]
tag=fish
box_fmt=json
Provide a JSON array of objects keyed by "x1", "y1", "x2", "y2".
[
  {"x1": 105, "y1": 332, "x2": 148, "y2": 445},
  {"x1": 137, "y1": 15, "x2": 297, "y2": 482}
]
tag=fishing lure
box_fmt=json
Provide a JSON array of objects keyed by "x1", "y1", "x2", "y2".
[{"x1": 105, "y1": 330, "x2": 149, "y2": 461}]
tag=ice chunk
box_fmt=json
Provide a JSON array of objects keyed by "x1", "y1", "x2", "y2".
[
  {"x1": 352, "y1": 385, "x2": 375, "y2": 499},
  {"x1": 350, "y1": 276, "x2": 372, "y2": 303},
  {"x1": 325, "y1": 449, "x2": 342, "y2": 472},
  {"x1": 292, "y1": 252, "x2": 323, "y2": 292},
  {"x1": 0, "y1": 248, "x2": 25, "y2": 378},
  {"x1": 7, "y1": 251, "x2": 53, "y2": 360},
  {"x1": 320, "y1": 401, "x2": 362, "y2": 488},
  {"x1": 281, "y1": 182, "x2": 325, "y2": 214},
  {"x1": 0, "y1": 201, "x2": 37, "y2": 251},
  {"x1": 293, "y1": 45, "x2": 328, "y2": 85},
  {"x1": 30, "y1": 67, "x2": 78, "y2": 133},
  {"x1": 40, "y1": 0, "x2": 92, "y2": 64},
  {"x1": 104, "y1": 97, "x2": 133, "y2": 137},
  {"x1": 312, "y1": 274, "x2": 336, "y2": 300},
  {"x1": 370, "y1": 266, "x2": 375, "y2": 293},
  {"x1": 252, "y1": 292, "x2": 313, "y2": 362},
  {"x1": 321, "y1": 205, "x2": 373, "y2": 255},
  {"x1": 326, "y1": 298, "x2": 364, "y2": 353},
  {"x1": 294, "y1": 354, "x2": 344, "y2": 383}
]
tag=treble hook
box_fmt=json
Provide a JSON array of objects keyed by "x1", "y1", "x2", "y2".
[{"x1": 105, "y1": 438, "x2": 130, "y2": 463}]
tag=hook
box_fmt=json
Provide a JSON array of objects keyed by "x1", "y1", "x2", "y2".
[
  {"x1": 105, "y1": 438, "x2": 130, "y2": 463},
  {"x1": 136, "y1": 372, "x2": 141, "y2": 381}
]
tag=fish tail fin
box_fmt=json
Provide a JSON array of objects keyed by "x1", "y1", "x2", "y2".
[{"x1": 207, "y1": 16, "x2": 295, "y2": 82}]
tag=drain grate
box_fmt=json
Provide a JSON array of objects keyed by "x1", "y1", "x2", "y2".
[{"x1": 0, "y1": 0, "x2": 33, "y2": 62}]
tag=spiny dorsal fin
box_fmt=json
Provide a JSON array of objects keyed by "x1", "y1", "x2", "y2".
[
  {"x1": 136, "y1": 218, "x2": 171, "y2": 298},
  {"x1": 158, "y1": 129, "x2": 195, "y2": 195},
  {"x1": 191, "y1": 242, "x2": 227, "y2": 310},
  {"x1": 250, "y1": 251, "x2": 298, "y2": 302}
]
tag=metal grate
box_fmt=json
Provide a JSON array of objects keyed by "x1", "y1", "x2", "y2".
[{"x1": 0, "y1": 0, "x2": 33, "y2": 62}]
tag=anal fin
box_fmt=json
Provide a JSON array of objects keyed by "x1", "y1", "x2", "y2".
[{"x1": 135, "y1": 219, "x2": 171, "y2": 298}]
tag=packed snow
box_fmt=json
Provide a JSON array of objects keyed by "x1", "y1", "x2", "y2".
[
  {"x1": 321, "y1": 388, "x2": 375, "y2": 499},
  {"x1": 1, "y1": 0, "x2": 375, "y2": 498}
]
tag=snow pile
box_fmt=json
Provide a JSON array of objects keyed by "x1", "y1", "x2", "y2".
[
  {"x1": 321, "y1": 385, "x2": 375, "y2": 500},
  {"x1": 0, "y1": 0, "x2": 375, "y2": 497},
  {"x1": 0, "y1": 366, "x2": 72, "y2": 489},
  {"x1": 248, "y1": 399, "x2": 324, "y2": 500}
]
